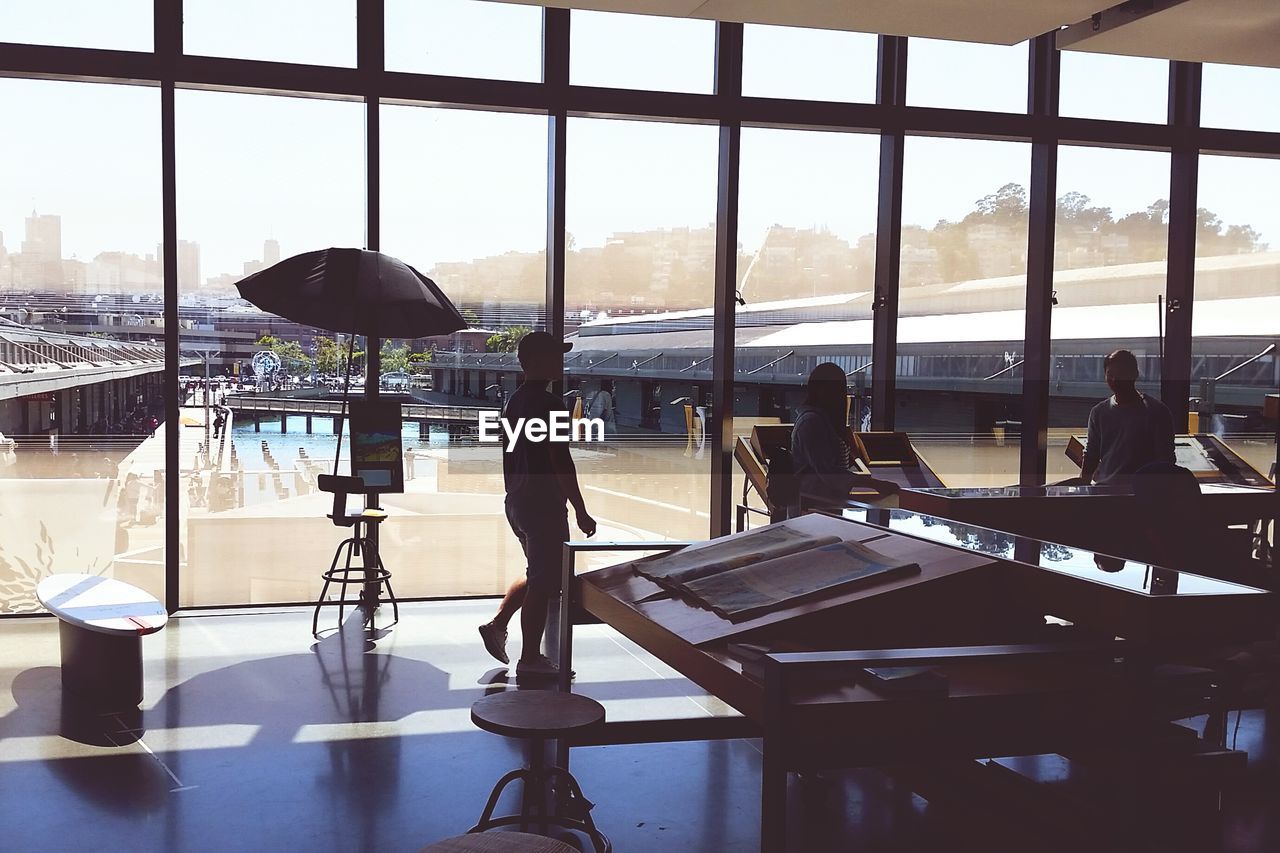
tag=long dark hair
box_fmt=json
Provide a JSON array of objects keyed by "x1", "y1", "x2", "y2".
[{"x1": 804, "y1": 362, "x2": 851, "y2": 438}]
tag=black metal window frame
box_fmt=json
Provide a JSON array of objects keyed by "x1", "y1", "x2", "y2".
[{"x1": 2, "y1": 1, "x2": 1278, "y2": 612}]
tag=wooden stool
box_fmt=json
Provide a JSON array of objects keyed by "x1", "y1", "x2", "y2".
[
  {"x1": 421, "y1": 831, "x2": 578, "y2": 852},
  {"x1": 469, "y1": 691, "x2": 610, "y2": 853},
  {"x1": 36, "y1": 574, "x2": 168, "y2": 710}
]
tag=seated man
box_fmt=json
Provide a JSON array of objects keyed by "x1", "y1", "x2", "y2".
[
  {"x1": 790, "y1": 362, "x2": 898, "y2": 510},
  {"x1": 1080, "y1": 349, "x2": 1175, "y2": 486}
]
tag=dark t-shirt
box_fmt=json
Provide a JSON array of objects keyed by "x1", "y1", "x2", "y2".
[
  {"x1": 502, "y1": 382, "x2": 566, "y2": 503},
  {"x1": 1083, "y1": 393, "x2": 1176, "y2": 484}
]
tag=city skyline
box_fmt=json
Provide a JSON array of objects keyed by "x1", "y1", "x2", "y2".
[{"x1": 3, "y1": 178, "x2": 1271, "y2": 316}]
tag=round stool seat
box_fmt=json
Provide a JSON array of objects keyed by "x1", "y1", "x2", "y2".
[
  {"x1": 471, "y1": 690, "x2": 605, "y2": 739},
  {"x1": 421, "y1": 831, "x2": 578, "y2": 852}
]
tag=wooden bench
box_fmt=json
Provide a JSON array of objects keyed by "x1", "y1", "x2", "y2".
[{"x1": 36, "y1": 574, "x2": 167, "y2": 709}]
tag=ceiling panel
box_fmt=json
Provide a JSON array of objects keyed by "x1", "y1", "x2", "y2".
[
  {"x1": 1058, "y1": 0, "x2": 1280, "y2": 69},
  {"x1": 492, "y1": 1, "x2": 1103, "y2": 45}
]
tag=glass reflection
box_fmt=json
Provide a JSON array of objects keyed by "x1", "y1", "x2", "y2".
[{"x1": 841, "y1": 504, "x2": 1261, "y2": 596}]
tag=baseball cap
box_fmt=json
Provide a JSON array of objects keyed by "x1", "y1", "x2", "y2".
[{"x1": 517, "y1": 331, "x2": 573, "y2": 361}]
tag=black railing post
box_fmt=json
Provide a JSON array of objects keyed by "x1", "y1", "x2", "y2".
[
  {"x1": 1164, "y1": 60, "x2": 1202, "y2": 431},
  {"x1": 871, "y1": 36, "x2": 906, "y2": 431},
  {"x1": 710, "y1": 21, "x2": 743, "y2": 538},
  {"x1": 1020, "y1": 33, "x2": 1059, "y2": 485}
]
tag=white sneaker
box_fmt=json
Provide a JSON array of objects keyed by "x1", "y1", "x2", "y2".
[
  {"x1": 516, "y1": 654, "x2": 572, "y2": 679},
  {"x1": 478, "y1": 622, "x2": 509, "y2": 665}
]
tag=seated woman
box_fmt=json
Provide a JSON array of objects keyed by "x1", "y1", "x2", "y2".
[{"x1": 790, "y1": 362, "x2": 898, "y2": 511}]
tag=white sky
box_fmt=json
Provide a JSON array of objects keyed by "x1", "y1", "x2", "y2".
[{"x1": 2, "y1": 1, "x2": 1278, "y2": 282}]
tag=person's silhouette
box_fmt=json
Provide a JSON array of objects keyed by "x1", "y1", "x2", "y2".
[
  {"x1": 479, "y1": 332, "x2": 596, "y2": 678},
  {"x1": 1080, "y1": 349, "x2": 1175, "y2": 485},
  {"x1": 790, "y1": 362, "x2": 898, "y2": 512}
]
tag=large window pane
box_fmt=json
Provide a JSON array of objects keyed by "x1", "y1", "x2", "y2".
[
  {"x1": 0, "y1": 79, "x2": 164, "y2": 613},
  {"x1": 898, "y1": 136, "x2": 1031, "y2": 486},
  {"x1": 0, "y1": 0, "x2": 151, "y2": 51},
  {"x1": 742, "y1": 25, "x2": 877, "y2": 103},
  {"x1": 1058, "y1": 52, "x2": 1168, "y2": 124},
  {"x1": 183, "y1": 0, "x2": 356, "y2": 66},
  {"x1": 1193, "y1": 154, "x2": 1280, "y2": 480},
  {"x1": 570, "y1": 11, "x2": 714, "y2": 93},
  {"x1": 176, "y1": 90, "x2": 364, "y2": 607},
  {"x1": 565, "y1": 118, "x2": 718, "y2": 554},
  {"x1": 385, "y1": 0, "x2": 543, "y2": 81},
  {"x1": 1047, "y1": 146, "x2": 1170, "y2": 482},
  {"x1": 733, "y1": 128, "x2": 879, "y2": 523},
  {"x1": 906, "y1": 38, "x2": 1027, "y2": 114},
  {"x1": 382, "y1": 104, "x2": 547, "y2": 597},
  {"x1": 1201, "y1": 64, "x2": 1280, "y2": 134}
]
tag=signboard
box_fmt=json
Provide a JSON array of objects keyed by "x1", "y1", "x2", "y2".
[
  {"x1": 348, "y1": 398, "x2": 404, "y2": 494},
  {"x1": 20, "y1": 392, "x2": 55, "y2": 402}
]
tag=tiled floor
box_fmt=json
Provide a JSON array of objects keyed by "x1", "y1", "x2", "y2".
[{"x1": 1, "y1": 602, "x2": 1277, "y2": 852}]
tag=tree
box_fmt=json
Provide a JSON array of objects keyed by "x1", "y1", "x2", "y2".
[
  {"x1": 380, "y1": 340, "x2": 411, "y2": 373},
  {"x1": 1056, "y1": 191, "x2": 1113, "y2": 233},
  {"x1": 1112, "y1": 199, "x2": 1171, "y2": 262},
  {"x1": 970, "y1": 182, "x2": 1028, "y2": 222},
  {"x1": 460, "y1": 308, "x2": 480, "y2": 327},
  {"x1": 1198, "y1": 209, "x2": 1265, "y2": 255},
  {"x1": 487, "y1": 325, "x2": 531, "y2": 353},
  {"x1": 407, "y1": 351, "x2": 432, "y2": 374},
  {"x1": 314, "y1": 335, "x2": 342, "y2": 375}
]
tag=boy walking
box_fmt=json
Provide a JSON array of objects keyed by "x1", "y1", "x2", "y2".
[{"x1": 479, "y1": 332, "x2": 596, "y2": 677}]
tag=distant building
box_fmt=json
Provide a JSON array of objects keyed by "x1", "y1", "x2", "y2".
[
  {"x1": 263, "y1": 238, "x2": 280, "y2": 266},
  {"x1": 13, "y1": 211, "x2": 65, "y2": 288},
  {"x1": 22, "y1": 211, "x2": 61, "y2": 263},
  {"x1": 156, "y1": 240, "x2": 201, "y2": 290},
  {"x1": 88, "y1": 251, "x2": 162, "y2": 294},
  {"x1": 179, "y1": 241, "x2": 201, "y2": 290}
]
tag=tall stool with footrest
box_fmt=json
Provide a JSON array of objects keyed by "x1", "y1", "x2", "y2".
[
  {"x1": 468, "y1": 690, "x2": 611, "y2": 852},
  {"x1": 311, "y1": 473, "x2": 399, "y2": 638}
]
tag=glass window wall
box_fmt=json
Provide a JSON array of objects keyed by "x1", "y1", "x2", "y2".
[
  {"x1": 0, "y1": 16, "x2": 1274, "y2": 611},
  {"x1": 564, "y1": 117, "x2": 718, "y2": 560},
  {"x1": 0, "y1": 78, "x2": 163, "y2": 612},
  {"x1": 1201, "y1": 64, "x2": 1280, "y2": 134},
  {"x1": 732, "y1": 127, "x2": 879, "y2": 524},
  {"x1": 898, "y1": 136, "x2": 1031, "y2": 486},
  {"x1": 1047, "y1": 146, "x2": 1170, "y2": 482},
  {"x1": 1058, "y1": 52, "x2": 1168, "y2": 124},
  {"x1": 1193, "y1": 154, "x2": 1280, "y2": 481},
  {"x1": 385, "y1": 0, "x2": 543, "y2": 81},
  {"x1": 0, "y1": 0, "x2": 151, "y2": 51},
  {"x1": 570, "y1": 11, "x2": 715, "y2": 93},
  {"x1": 906, "y1": 38, "x2": 1027, "y2": 114},
  {"x1": 742, "y1": 25, "x2": 877, "y2": 103},
  {"x1": 184, "y1": 0, "x2": 357, "y2": 66},
  {"x1": 381, "y1": 104, "x2": 548, "y2": 597},
  {"x1": 175, "y1": 90, "x2": 364, "y2": 607}
]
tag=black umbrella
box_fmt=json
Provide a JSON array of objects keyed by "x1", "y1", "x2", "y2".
[
  {"x1": 235, "y1": 245, "x2": 467, "y2": 469},
  {"x1": 235, "y1": 247, "x2": 466, "y2": 339}
]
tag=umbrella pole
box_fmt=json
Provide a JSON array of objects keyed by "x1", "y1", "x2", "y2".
[
  {"x1": 334, "y1": 335, "x2": 354, "y2": 476},
  {"x1": 362, "y1": 335, "x2": 382, "y2": 615}
]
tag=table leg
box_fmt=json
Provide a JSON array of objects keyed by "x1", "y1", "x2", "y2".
[
  {"x1": 760, "y1": 729, "x2": 787, "y2": 853},
  {"x1": 59, "y1": 621, "x2": 143, "y2": 708},
  {"x1": 558, "y1": 544, "x2": 574, "y2": 694},
  {"x1": 361, "y1": 522, "x2": 380, "y2": 616}
]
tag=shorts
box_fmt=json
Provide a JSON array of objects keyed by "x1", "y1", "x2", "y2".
[{"x1": 505, "y1": 496, "x2": 570, "y2": 594}]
